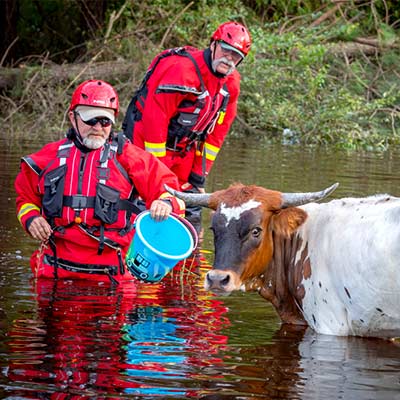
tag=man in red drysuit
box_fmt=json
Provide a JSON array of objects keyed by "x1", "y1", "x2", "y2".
[
  {"x1": 15, "y1": 79, "x2": 185, "y2": 283},
  {"x1": 122, "y1": 21, "x2": 251, "y2": 225}
]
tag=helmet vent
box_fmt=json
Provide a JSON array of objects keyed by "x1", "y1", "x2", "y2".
[
  {"x1": 110, "y1": 97, "x2": 116, "y2": 103},
  {"x1": 81, "y1": 93, "x2": 88, "y2": 99}
]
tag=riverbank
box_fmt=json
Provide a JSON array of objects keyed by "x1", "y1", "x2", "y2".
[{"x1": 0, "y1": 1, "x2": 399, "y2": 149}]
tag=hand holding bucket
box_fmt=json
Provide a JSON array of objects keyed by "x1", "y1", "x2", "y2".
[{"x1": 125, "y1": 211, "x2": 198, "y2": 283}]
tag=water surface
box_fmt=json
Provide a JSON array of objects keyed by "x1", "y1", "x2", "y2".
[{"x1": 1, "y1": 136, "x2": 400, "y2": 399}]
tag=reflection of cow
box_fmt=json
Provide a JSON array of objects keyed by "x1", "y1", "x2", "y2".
[
  {"x1": 231, "y1": 324, "x2": 400, "y2": 399},
  {"x1": 166, "y1": 183, "x2": 400, "y2": 338}
]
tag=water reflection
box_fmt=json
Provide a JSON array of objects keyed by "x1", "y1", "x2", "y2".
[
  {"x1": 4, "y1": 273, "x2": 400, "y2": 400},
  {"x1": 4, "y1": 259, "x2": 232, "y2": 398},
  {"x1": 220, "y1": 323, "x2": 400, "y2": 400}
]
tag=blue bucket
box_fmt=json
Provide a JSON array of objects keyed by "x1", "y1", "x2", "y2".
[{"x1": 125, "y1": 211, "x2": 196, "y2": 283}]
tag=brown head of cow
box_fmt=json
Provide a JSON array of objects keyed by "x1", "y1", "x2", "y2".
[{"x1": 165, "y1": 183, "x2": 338, "y2": 323}]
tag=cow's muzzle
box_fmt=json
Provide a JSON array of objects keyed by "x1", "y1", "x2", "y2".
[{"x1": 205, "y1": 270, "x2": 241, "y2": 293}]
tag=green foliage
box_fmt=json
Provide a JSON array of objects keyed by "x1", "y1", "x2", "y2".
[
  {"x1": 113, "y1": 0, "x2": 255, "y2": 52},
  {"x1": 238, "y1": 19, "x2": 400, "y2": 150},
  {"x1": 2, "y1": 0, "x2": 400, "y2": 149}
]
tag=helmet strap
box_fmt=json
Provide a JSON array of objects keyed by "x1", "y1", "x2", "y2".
[
  {"x1": 210, "y1": 42, "x2": 225, "y2": 77},
  {"x1": 211, "y1": 41, "x2": 217, "y2": 62},
  {"x1": 72, "y1": 111, "x2": 91, "y2": 151},
  {"x1": 73, "y1": 112, "x2": 84, "y2": 142}
]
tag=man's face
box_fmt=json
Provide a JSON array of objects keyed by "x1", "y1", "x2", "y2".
[
  {"x1": 69, "y1": 111, "x2": 113, "y2": 149},
  {"x1": 211, "y1": 41, "x2": 244, "y2": 75}
]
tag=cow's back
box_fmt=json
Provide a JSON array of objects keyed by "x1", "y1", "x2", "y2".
[{"x1": 296, "y1": 195, "x2": 400, "y2": 337}]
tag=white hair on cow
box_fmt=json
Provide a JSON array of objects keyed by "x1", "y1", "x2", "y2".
[{"x1": 220, "y1": 200, "x2": 262, "y2": 226}]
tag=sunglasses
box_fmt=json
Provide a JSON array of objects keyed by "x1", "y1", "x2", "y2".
[
  {"x1": 219, "y1": 41, "x2": 244, "y2": 62},
  {"x1": 81, "y1": 116, "x2": 113, "y2": 127}
]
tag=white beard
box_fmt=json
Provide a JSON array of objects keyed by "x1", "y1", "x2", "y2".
[
  {"x1": 83, "y1": 136, "x2": 106, "y2": 149},
  {"x1": 212, "y1": 57, "x2": 236, "y2": 75}
]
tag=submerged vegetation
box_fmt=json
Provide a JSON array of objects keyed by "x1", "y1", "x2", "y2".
[{"x1": 0, "y1": 0, "x2": 399, "y2": 149}]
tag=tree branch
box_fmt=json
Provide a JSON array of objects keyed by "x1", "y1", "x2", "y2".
[{"x1": 159, "y1": 1, "x2": 194, "y2": 50}]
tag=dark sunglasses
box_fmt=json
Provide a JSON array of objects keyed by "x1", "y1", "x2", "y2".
[
  {"x1": 81, "y1": 116, "x2": 113, "y2": 127},
  {"x1": 219, "y1": 41, "x2": 244, "y2": 62}
]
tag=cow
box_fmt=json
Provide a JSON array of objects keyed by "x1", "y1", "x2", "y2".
[{"x1": 165, "y1": 183, "x2": 400, "y2": 338}]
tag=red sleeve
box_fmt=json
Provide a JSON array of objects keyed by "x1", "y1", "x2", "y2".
[
  {"x1": 118, "y1": 143, "x2": 185, "y2": 216},
  {"x1": 191, "y1": 72, "x2": 240, "y2": 184},
  {"x1": 15, "y1": 161, "x2": 42, "y2": 231},
  {"x1": 15, "y1": 141, "x2": 62, "y2": 231},
  {"x1": 135, "y1": 57, "x2": 200, "y2": 161}
]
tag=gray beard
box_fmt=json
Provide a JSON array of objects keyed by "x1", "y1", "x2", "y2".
[
  {"x1": 212, "y1": 57, "x2": 236, "y2": 75},
  {"x1": 83, "y1": 136, "x2": 106, "y2": 149}
]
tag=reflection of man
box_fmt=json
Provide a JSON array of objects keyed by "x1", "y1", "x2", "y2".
[
  {"x1": 6, "y1": 272, "x2": 231, "y2": 398},
  {"x1": 123, "y1": 21, "x2": 251, "y2": 226},
  {"x1": 7, "y1": 279, "x2": 139, "y2": 396},
  {"x1": 15, "y1": 79, "x2": 185, "y2": 283}
]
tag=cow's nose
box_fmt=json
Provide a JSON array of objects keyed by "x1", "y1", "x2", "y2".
[{"x1": 206, "y1": 270, "x2": 231, "y2": 290}]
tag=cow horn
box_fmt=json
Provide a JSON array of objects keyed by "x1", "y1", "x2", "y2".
[
  {"x1": 164, "y1": 185, "x2": 211, "y2": 207},
  {"x1": 281, "y1": 182, "x2": 339, "y2": 208}
]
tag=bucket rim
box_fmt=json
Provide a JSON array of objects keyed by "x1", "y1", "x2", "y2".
[{"x1": 135, "y1": 211, "x2": 194, "y2": 260}]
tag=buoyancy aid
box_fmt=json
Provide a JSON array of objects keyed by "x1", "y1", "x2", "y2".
[
  {"x1": 122, "y1": 46, "x2": 230, "y2": 152},
  {"x1": 24, "y1": 133, "x2": 140, "y2": 251}
]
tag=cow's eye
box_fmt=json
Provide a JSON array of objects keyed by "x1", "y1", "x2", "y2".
[{"x1": 251, "y1": 227, "x2": 262, "y2": 237}]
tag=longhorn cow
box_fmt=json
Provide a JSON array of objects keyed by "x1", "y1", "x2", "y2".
[{"x1": 166, "y1": 183, "x2": 400, "y2": 338}]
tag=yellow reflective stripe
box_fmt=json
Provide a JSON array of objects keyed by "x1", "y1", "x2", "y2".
[
  {"x1": 175, "y1": 198, "x2": 186, "y2": 214},
  {"x1": 204, "y1": 142, "x2": 220, "y2": 161},
  {"x1": 144, "y1": 141, "x2": 166, "y2": 157},
  {"x1": 159, "y1": 192, "x2": 171, "y2": 200},
  {"x1": 17, "y1": 203, "x2": 40, "y2": 223}
]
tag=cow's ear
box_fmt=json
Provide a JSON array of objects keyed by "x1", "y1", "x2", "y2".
[{"x1": 270, "y1": 207, "x2": 307, "y2": 238}]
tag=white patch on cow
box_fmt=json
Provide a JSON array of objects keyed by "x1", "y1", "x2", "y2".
[{"x1": 220, "y1": 200, "x2": 261, "y2": 226}]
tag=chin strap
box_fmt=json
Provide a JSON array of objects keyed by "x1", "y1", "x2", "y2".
[{"x1": 73, "y1": 111, "x2": 85, "y2": 145}]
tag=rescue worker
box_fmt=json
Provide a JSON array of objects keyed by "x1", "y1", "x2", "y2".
[
  {"x1": 15, "y1": 79, "x2": 185, "y2": 283},
  {"x1": 122, "y1": 21, "x2": 251, "y2": 226}
]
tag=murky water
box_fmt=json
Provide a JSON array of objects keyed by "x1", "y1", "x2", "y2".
[{"x1": 1, "y1": 135, "x2": 400, "y2": 399}]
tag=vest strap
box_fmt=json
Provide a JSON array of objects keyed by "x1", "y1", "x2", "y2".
[
  {"x1": 63, "y1": 195, "x2": 95, "y2": 209},
  {"x1": 43, "y1": 254, "x2": 118, "y2": 276},
  {"x1": 63, "y1": 195, "x2": 141, "y2": 214}
]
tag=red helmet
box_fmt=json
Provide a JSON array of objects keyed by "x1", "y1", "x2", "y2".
[
  {"x1": 69, "y1": 80, "x2": 119, "y2": 116},
  {"x1": 211, "y1": 21, "x2": 252, "y2": 57}
]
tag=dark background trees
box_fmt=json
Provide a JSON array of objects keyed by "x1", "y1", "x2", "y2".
[
  {"x1": 2, "y1": 0, "x2": 400, "y2": 67},
  {"x1": 0, "y1": 0, "x2": 117, "y2": 66}
]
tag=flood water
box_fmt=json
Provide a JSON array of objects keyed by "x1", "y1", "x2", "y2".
[{"x1": 1, "y1": 135, "x2": 400, "y2": 399}]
